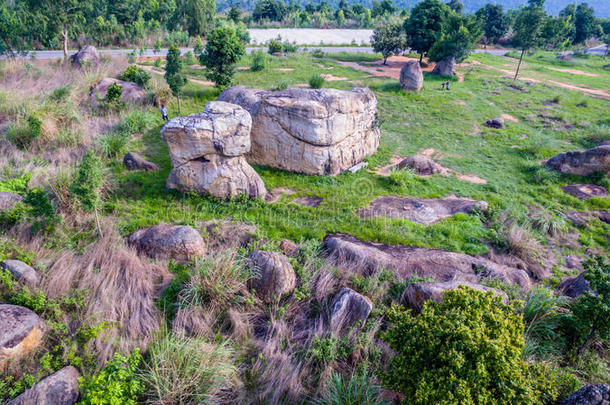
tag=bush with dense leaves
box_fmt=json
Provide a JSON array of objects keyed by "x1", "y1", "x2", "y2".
[
  {"x1": 250, "y1": 49, "x2": 266, "y2": 71},
  {"x1": 118, "y1": 65, "x2": 151, "y2": 88},
  {"x1": 309, "y1": 74, "x2": 325, "y2": 89},
  {"x1": 199, "y1": 25, "x2": 245, "y2": 88},
  {"x1": 267, "y1": 39, "x2": 282, "y2": 54}
]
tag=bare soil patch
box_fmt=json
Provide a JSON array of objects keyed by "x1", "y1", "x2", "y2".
[
  {"x1": 138, "y1": 64, "x2": 215, "y2": 86},
  {"x1": 293, "y1": 196, "x2": 323, "y2": 208},
  {"x1": 264, "y1": 187, "x2": 296, "y2": 203},
  {"x1": 321, "y1": 73, "x2": 348, "y2": 81},
  {"x1": 501, "y1": 113, "x2": 519, "y2": 122},
  {"x1": 548, "y1": 68, "x2": 599, "y2": 77},
  {"x1": 275, "y1": 68, "x2": 294, "y2": 72}
]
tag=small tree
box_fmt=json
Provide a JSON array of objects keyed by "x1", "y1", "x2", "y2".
[
  {"x1": 475, "y1": 4, "x2": 509, "y2": 48},
  {"x1": 404, "y1": 0, "x2": 450, "y2": 63},
  {"x1": 153, "y1": 37, "x2": 162, "y2": 54},
  {"x1": 70, "y1": 150, "x2": 104, "y2": 236},
  {"x1": 228, "y1": 5, "x2": 242, "y2": 23},
  {"x1": 512, "y1": 1, "x2": 546, "y2": 80},
  {"x1": 199, "y1": 25, "x2": 245, "y2": 88},
  {"x1": 336, "y1": 9, "x2": 345, "y2": 27},
  {"x1": 428, "y1": 14, "x2": 481, "y2": 64},
  {"x1": 185, "y1": 0, "x2": 216, "y2": 37},
  {"x1": 371, "y1": 22, "x2": 406, "y2": 64},
  {"x1": 165, "y1": 45, "x2": 187, "y2": 113},
  {"x1": 193, "y1": 35, "x2": 204, "y2": 56}
]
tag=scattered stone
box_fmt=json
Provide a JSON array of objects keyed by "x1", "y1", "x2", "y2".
[
  {"x1": 89, "y1": 78, "x2": 148, "y2": 107},
  {"x1": 485, "y1": 118, "x2": 505, "y2": 129},
  {"x1": 546, "y1": 145, "x2": 610, "y2": 176},
  {"x1": 0, "y1": 304, "x2": 45, "y2": 370},
  {"x1": 161, "y1": 101, "x2": 267, "y2": 199},
  {"x1": 347, "y1": 161, "x2": 368, "y2": 173},
  {"x1": 398, "y1": 155, "x2": 442, "y2": 175},
  {"x1": 279, "y1": 240, "x2": 300, "y2": 257},
  {"x1": 201, "y1": 220, "x2": 257, "y2": 250},
  {"x1": 565, "y1": 210, "x2": 590, "y2": 226},
  {"x1": 0, "y1": 260, "x2": 40, "y2": 286},
  {"x1": 218, "y1": 86, "x2": 380, "y2": 175},
  {"x1": 323, "y1": 233, "x2": 531, "y2": 290},
  {"x1": 399, "y1": 61, "x2": 423, "y2": 91},
  {"x1": 0, "y1": 191, "x2": 24, "y2": 211},
  {"x1": 403, "y1": 281, "x2": 509, "y2": 311},
  {"x1": 559, "y1": 273, "x2": 590, "y2": 298},
  {"x1": 593, "y1": 211, "x2": 610, "y2": 224},
  {"x1": 123, "y1": 152, "x2": 160, "y2": 171},
  {"x1": 127, "y1": 224, "x2": 205, "y2": 262},
  {"x1": 70, "y1": 45, "x2": 99, "y2": 67},
  {"x1": 247, "y1": 250, "x2": 296, "y2": 302},
  {"x1": 329, "y1": 287, "x2": 372, "y2": 331},
  {"x1": 431, "y1": 56, "x2": 455, "y2": 76},
  {"x1": 8, "y1": 366, "x2": 80, "y2": 405},
  {"x1": 560, "y1": 384, "x2": 609, "y2": 405},
  {"x1": 357, "y1": 196, "x2": 487, "y2": 225},
  {"x1": 561, "y1": 184, "x2": 607, "y2": 199},
  {"x1": 293, "y1": 196, "x2": 323, "y2": 208}
]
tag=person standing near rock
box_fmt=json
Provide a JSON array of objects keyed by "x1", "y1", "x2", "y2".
[{"x1": 160, "y1": 105, "x2": 169, "y2": 122}]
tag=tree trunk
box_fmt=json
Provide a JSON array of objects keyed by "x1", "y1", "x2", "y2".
[
  {"x1": 383, "y1": 56, "x2": 387, "y2": 65},
  {"x1": 62, "y1": 28, "x2": 69, "y2": 61},
  {"x1": 514, "y1": 49, "x2": 525, "y2": 81},
  {"x1": 419, "y1": 53, "x2": 423, "y2": 63},
  {"x1": 177, "y1": 97, "x2": 181, "y2": 114}
]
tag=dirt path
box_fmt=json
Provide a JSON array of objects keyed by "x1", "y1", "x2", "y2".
[{"x1": 138, "y1": 64, "x2": 215, "y2": 86}]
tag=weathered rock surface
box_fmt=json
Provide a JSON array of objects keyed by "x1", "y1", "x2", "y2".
[
  {"x1": 0, "y1": 260, "x2": 40, "y2": 286},
  {"x1": 162, "y1": 101, "x2": 267, "y2": 199},
  {"x1": 357, "y1": 196, "x2": 487, "y2": 225},
  {"x1": 293, "y1": 196, "x2": 323, "y2": 208},
  {"x1": 431, "y1": 56, "x2": 455, "y2": 76},
  {"x1": 399, "y1": 61, "x2": 423, "y2": 91},
  {"x1": 123, "y1": 152, "x2": 160, "y2": 171},
  {"x1": 398, "y1": 155, "x2": 442, "y2": 175},
  {"x1": 0, "y1": 191, "x2": 23, "y2": 211},
  {"x1": 561, "y1": 184, "x2": 607, "y2": 199},
  {"x1": 247, "y1": 250, "x2": 296, "y2": 302},
  {"x1": 330, "y1": 287, "x2": 372, "y2": 331},
  {"x1": 0, "y1": 305, "x2": 45, "y2": 369},
  {"x1": 323, "y1": 233, "x2": 531, "y2": 290},
  {"x1": 546, "y1": 145, "x2": 610, "y2": 176},
  {"x1": 70, "y1": 45, "x2": 99, "y2": 67},
  {"x1": 560, "y1": 384, "x2": 610, "y2": 405},
  {"x1": 485, "y1": 118, "x2": 505, "y2": 129},
  {"x1": 559, "y1": 272, "x2": 591, "y2": 298},
  {"x1": 8, "y1": 366, "x2": 80, "y2": 405},
  {"x1": 564, "y1": 255, "x2": 584, "y2": 270},
  {"x1": 218, "y1": 86, "x2": 380, "y2": 175},
  {"x1": 127, "y1": 224, "x2": 205, "y2": 261},
  {"x1": 279, "y1": 240, "x2": 300, "y2": 257},
  {"x1": 593, "y1": 211, "x2": 610, "y2": 224},
  {"x1": 201, "y1": 220, "x2": 257, "y2": 250},
  {"x1": 404, "y1": 281, "x2": 509, "y2": 311},
  {"x1": 89, "y1": 78, "x2": 148, "y2": 107}
]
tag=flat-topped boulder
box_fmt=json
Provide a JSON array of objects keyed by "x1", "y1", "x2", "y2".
[
  {"x1": 218, "y1": 86, "x2": 380, "y2": 175},
  {"x1": 0, "y1": 260, "x2": 40, "y2": 286},
  {"x1": 330, "y1": 287, "x2": 372, "y2": 332},
  {"x1": 127, "y1": 224, "x2": 205, "y2": 262},
  {"x1": 0, "y1": 191, "x2": 24, "y2": 211},
  {"x1": 403, "y1": 281, "x2": 509, "y2": 311},
  {"x1": 357, "y1": 196, "x2": 487, "y2": 225},
  {"x1": 247, "y1": 250, "x2": 296, "y2": 302},
  {"x1": 398, "y1": 155, "x2": 442, "y2": 175},
  {"x1": 161, "y1": 101, "x2": 266, "y2": 199},
  {"x1": 90, "y1": 78, "x2": 148, "y2": 107},
  {"x1": 399, "y1": 61, "x2": 423, "y2": 91},
  {"x1": 431, "y1": 56, "x2": 455, "y2": 76},
  {"x1": 323, "y1": 233, "x2": 530, "y2": 290},
  {"x1": 0, "y1": 304, "x2": 45, "y2": 370},
  {"x1": 8, "y1": 366, "x2": 80, "y2": 405},
  {"x1": 561, "y1": 184, "x2": 607, "y2": 199},
  {"x1": 546, "y1": 145, "x2": 610, "y2": 176},
  {"x1": 70, "y1": 45, "x2": 99, "y2": 67}
]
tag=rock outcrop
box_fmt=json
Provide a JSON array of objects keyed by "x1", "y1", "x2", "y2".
[
  {"x1": 546, "y1": 145, "x2": 610, "y2": 176},
  {"x1": 218, "y1": 86, "x2": 380, "y2": 175},
  {"x1": 8, "y1": 366, "x2": 80, "y2": 405},
  {"x1": 123, "y1": 152, "x2": 160, "y2": 171},
  {"x1": 247, "y1": 250, "x2": 296, "y2": 302},
  {"x1": 0, "y1": 304, "x2": 45, "y2": 369},
  {"x1": 0, "y1": 260, "x2": 40, "y2": 286},
  {"x1": 162, "y1": 101, "x2": 267, "y2": 199},
  {"x1": 127, "y1": 224, "x2": 205, "y2": 262},
  {"x1": 559, "y1": 273, "x2": 591, "y2": 298},
  {"x1": 561, "y1": 184, "x2": 607, "y2": 199},
  {"x1": 403, "y1": 281, "x2": 509, "y2": 311},
  {"x1": 90, "y1": 78, "x2": 148, "y2": 107},
  {"x1": 0, "y1": 191, "x2": 23, "y2": 211},
  {"x1": 279, "y1": 240, "x2": 300, "y2": 257},
  {"x1": 560, "y1": 384, "x2": 609, "y2": 405},
  {"x1": 330, "y1": 287, "x2": 372, "y2": 331},
  {"x1": 398, "y1": 155, "x2": 442, "y2": 175},
  {"x1": 431, "y1": 56, "x2": 455, "y2": 76},
  {"x1": 399, "y1": 61, "x2": 423, "y2": 91},
  {"x1": 323, "y1": 233, "x2": 531, "y2": 290},
  {"x1": 485, "y1": 118, "x2": 505, "y2": 129},
  {"x1": 70, "y1": 45, "x2": 99, "y2": 67}
]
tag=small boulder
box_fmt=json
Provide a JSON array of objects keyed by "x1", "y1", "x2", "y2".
[
  {"x1": 279, "y1": 240, "x2": 300, "y2": 257},
  {"x1": 123, "y1": 152, "x2": 160, "y2": 171},
  {"x1": 546, "y1": 145, "x2": 610, "y2": 176},
  {"x1": 127, "y1": 224, "x2": 205, "y2": 262},
  {"x1": 593, "y1": 211, "x2": 610, "y2": 224},
  {"x1": 89, "y1": 78, "x2": 148, "y2": 107},
  {"x1": 561, "y1": 184, "x2": 607, "y2": 199},
  {"x1": 560, "y1": 384, "x2": 609, "y2": 405},
  {"x1": 403, "y1": 281, "x2": 509, "y2": 312},
  {"x1": 201, "y1": 220, "x2": 257, "y2": 250},
  {"x1": 329, "y1": 287, "x2": 372, "y2": 331},
  {"x1": 564, "y1": 255, "x2": 583, "y2": 270},
  {"x1": 399, "y1": 61, "x2": 423, "y2": 91},
  {"x1": 556, "y1": 54, "x2": 573, "y2": 61},
  {"x1": 485, "y1": 118, "x2": 505, "y2": 129},
  {"x1": 398, "y1": 155, "x2": 442, "y2": 175},
  {"x1": 247, "y1": 250, "x2": 296, "y2": 302},
  {"x1": 0, "y1": 191, "x2": 24, "y2": 211},
  {"x1": 431, "y1": 56, "x2": 455, "y2": 76},
  {"x1": 8, "y1": 366, "x2": 80, "y2": 405},
  {"x1": 0, "y1": 304, "x2": 45, "y2": 370},
  {"x1": 565, "y1": 210, "x2": 590, "y2": 226},
  {"x1": 70, "y1": 45, "x2": 99, "y2": 67},
  {"x1": 559, "y1": 272, "x2": 591, "y2": 298},
  {"x1": 0, "y1": 260, "x2": 40, "y2": 286}
]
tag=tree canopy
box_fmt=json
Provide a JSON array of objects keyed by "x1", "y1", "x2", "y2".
[{"x1": 404, "y1": 0, "x2": 451, "y2": 60}]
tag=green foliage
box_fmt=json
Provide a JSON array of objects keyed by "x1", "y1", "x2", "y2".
[
  {"x1": 154, "y1": 57, "x2": 162, "y2": 68},
  {"x1": 153, "y1": 37, "x2": 162, "y2": 54},
  {"x1": 184, "y1": 0, "x2": 216, "y2": 37},
  {"x1": 315, "y1": 370, "x2": 387, "y2": 405},
  {"x1": 193, "y1": 35, "x2": 204, "y2": 55},
  {"x1": 99, "y1": 130, "x2": 130, "y2": 158},
  {"x1": 382, "y1": 287, "x2": 549, "y2": 404},
  {"x1": 250, "y1": 49, "x2": 267, "y2": 72},
  {"x1": 267, "y1": 38, "x2": 283, "y2": 54},
  {"x1": 118, "y1": 65, "x2": 151, "y2": 88},
  {"x1": 165, "y1": 45, "x2": 187, "y2": 99},
  {"x1": 0, "y1": 173, "x2": 31, "y2": 194},
  {"x1": 428, "y1": 13, "x2": 481, "y2": 63},
  {"x1": 475, "y1": 4, "x2": 509, "y2": 45},
  {"x1": 49, "y1": 85, "x2": 71, "y2": 102},
  {"x1": 513, "y1": 2, "x2": 547, "y2": 51},
  {"x1": 404, "y1": 0, "x2": 450, "y2": 58},
  {"x1": 23, "y1": 187, "x2": 59, "y2": 233},
  {"x1": 102, "y1": 83, "x2": 124, "y2": 111},
  {"x1": 282, "y1": 41, "x2": 297, "y2": 53},
  {"x1": 79, "y1": 350, "x2": 144, "y2": 405},
  {"x1": 70, "y1": 150, "x2": 103, "y2": 212},
  {"x1": 523, "y1": 287, "x2": 568, "y2": 358},
  {"x1": 199, "y1": 25, "x2": 245, "y2": 88},
  {"x1": 372, "y1": 22, "x2": 407, "y2": 63},
  {"x1": 307, "y1": 335, "x2": 351, "y2": 366},
  {"x1": 184, "y1": 50, "x2": 196, "y2": 65},
  {"x1": 7, "y1": 114, "x2": 43, "y2": 149},
  {"x1": 308, "y1": 74, "x2": 325, "y2": 89}
]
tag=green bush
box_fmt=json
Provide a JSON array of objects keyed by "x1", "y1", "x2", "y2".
[
  {"x1": 102, "y1": 83, "x2": 124, "y2": 111},
  {"x1": 382, "y1": 287, "x2": 551, "y2": 404},
  {"x1": 118, "y1": 65, "x2": 151, "y2": 88},
  {"x1": 154, "y1": 57, "x2": 162, "y2": 69},
  {"x1": 184, "y1": 50, "x2": 196, "y2": 65},
  {"x1": 23, "y1": 187, "x2": 59, "y2": 234},
  {"x1": 79, "y1": 350, "x2": 144, "y2": 405},
  {"x1": 309, "y1": 74, "x2": 325, "y2": 89},
  {"x1": 267, "y1": 39, "x2": 283, "y2": 54},
  {"x1": 311, "y1": 49, "x2": 325, "y2": 58},
  {"x1": 49, "y1": 85, "x2": 71, "y2": 102},
  {"x1": 7, "y1": 115, "x2": 43, "y2": 149},
  {"x1": 250, "y1": 49, "x2": 266, "y2": 71},
  {"x1": 70, "y1": 150, "x2": 103, "y2": 212},
  {"x1": 282, "y1": 42, "x2": 298, "y2": 53},
  {"x1": 99, "y1": 130, "x2": 130, "y2": 158},
  {"x1": 275, "y1": 79, "x2": 289, "y2": 90},
  {"x1": 315, "y1": 370, "x2": 386, "y2": 405},
  {"x1": 523, "y1": 287, "x2": 568, "y2": 358}
]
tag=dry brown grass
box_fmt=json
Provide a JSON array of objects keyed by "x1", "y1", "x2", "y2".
[{"x1": 506, "y1": 224, "x2": 543, "y2": 263}]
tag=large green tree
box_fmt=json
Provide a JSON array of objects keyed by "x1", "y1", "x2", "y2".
[
  {"x1": 0, "y1": 5, "x2": 26, "y2": 57},
  {"x1": 512, "y1": 0, "x2": 547, "y2": 80},
  {"x1": 475, "y1": 4, "x2": 509, "y2": 48},
  {"x1": 165, "y1": 45, "x2": 187, "y2": 113},
  {"x1": 199, "y1": 24, "x2": 245, "y2": 88},
  {"x1": 574, "y1": 3, "x2": 598, "y2": 44},
  {"x1": 428, "y1": 13, "x2": 481, "y2": 63},
  {"x1": 185, "y1": 0, "x2": 216, "y2": 37},
  {"x1": 371, "y1": 22, "x2": 406, "y2": 64},
  {"x1": 403, "y1": 0, "x2": 451, "y2": 62}
]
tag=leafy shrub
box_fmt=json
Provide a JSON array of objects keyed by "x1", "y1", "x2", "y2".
[
  {"x1": 127, "y1": 52, "x2": 137, "y2": 64},
  {"x1": 70, "y1": 150, "x2": 103, "y2": 212},
  {"x1": 79, "y1": 350, "x2": 144, "y2": 405},
  {"x1": 309, "y1": 74, "x2": 325, "y2": 89},
  {"x1": 250, "y1": 49, "x2": 266, "y2": 71},
  {"x1": 49, "y1": 85, "x2": 71, "y2": 102},
  {"x1": 138, "y1": 334, "x2": 236, "y2": 404},
  {"x1": 23, "y1": 187, "x2": 59, "y2": 233},
  {"x1": 7, "y1": 115, "x2": 43, "y2": 148},
  {"x1": 315, "y1": 370, "x2": 386, "y2": 405},
  {"x1": 122, "y1": 110, "x2": 157, "y2": 134},
  {"x1": 267, "y1": 39, "x2": 283, "y2": 54},
  {"x1": 282, "y1": 42, "x2": 298, "y2": 53},
  {"x1": 523, "y1": 287, "x2": 568, "y2": 358},
  {"x1": 311, "y1": 49, "x2": 325, "y2": 58},
  {"x1": 184, "y1": 50, "x2": 196, "y2": 65},
  {"x1": 0, "y1": 173, "x2": 31, "y2": 193},
  {"x1": 99, "y1": 130, "x2": 130, "y2": 158},
  {"x1": 275, "y1": 79, "x2": 289, "y2": 90},
  {"x1": 118, "y1": 65, "x2": 151, "y2": 88},
  {"x1": 382, "y1": 287, "x2": 551, "y2": 404},
  {"x1": 154, "y1": 58, "x2": 162, "y2": 69},
  {"x1": 101, "y1": 83, "x2": 124, "y2": 111}
]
